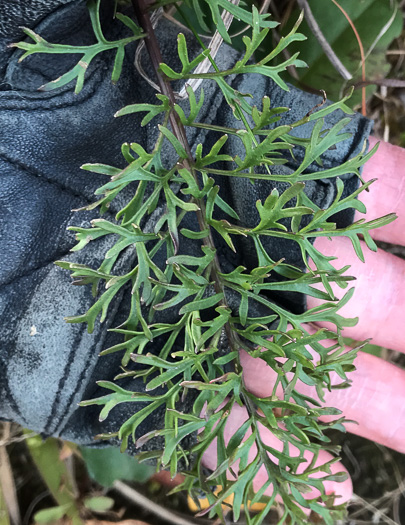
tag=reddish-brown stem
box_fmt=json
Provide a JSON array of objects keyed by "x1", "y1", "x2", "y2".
[
  {"x1": 130, "y1": 0, "x2": 241, "y2": 356},
  {"x1": 131, "y1": 0, "x2": 193, "y2": 159},
  {"x1": 330, "y1": 0, "x2": 367, "y2": 116}
]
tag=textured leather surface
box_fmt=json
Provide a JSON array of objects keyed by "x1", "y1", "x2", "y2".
[
  {"x1": 0, "y1": 1, "x2": 372, "y2": 447},
  {"x1": 0, "y1": 0, "x2": 78, "y2": 75}
]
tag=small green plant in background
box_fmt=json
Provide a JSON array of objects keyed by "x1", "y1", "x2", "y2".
[
  {"x1": 80, "y1": 445, "x2": 154, "y2": 488},
  {"x1": 11, "y1": 0, "x2": 399, "y2": 523},
  {"x1": 7, "y1": 434, "x2": 152, "y2": 524},
  {"x1": 25, "y1": 435, "x2": 84, "y2": 525},
  {"x1": 283, "y1": 0, "x2": 403, "y2": 108}
]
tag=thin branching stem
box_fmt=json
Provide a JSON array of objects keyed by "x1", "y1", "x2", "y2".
[{"x1": 131, "y1": 0, "x2": 244, "y2": 356}]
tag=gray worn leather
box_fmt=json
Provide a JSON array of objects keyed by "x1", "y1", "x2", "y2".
[
  {"x1": 0, "y1": 0, "x2": 77, "y2": 76},
  {"x1": 0, "y1": 1, "x2": 372, "y2": 447}
]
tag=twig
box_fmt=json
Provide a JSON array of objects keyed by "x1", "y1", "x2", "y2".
[
  {"x1": 350, "y1": 494, "x2": 398, "y2": 525},
  {"x1": 112, "y1": 480, "x2": 206, "y2": 525},
  {"x1": 134, "y1": 8, "x2": 164, "y2": 94},
  {"x1": 0, "y1": 432, "x2": 35, "y2": 448},
  {"x1": 296, "y1": 0, "x2": 352, "y2": 81},
  {"x1": 305, "y1": 89, "x2": 326, "y2": 117},
  {"x1": 342, "y1": 443, "x2": 361, "y2": 481},
  {"x1": 277, "y1": 0, "x2": 294, "y2": 29},
  {"x1": 353, "y1": 78, "x2": 405, "y2": 89},
  {"x1": 330, "y1": 0, "x2": 367, "y2": 116}
]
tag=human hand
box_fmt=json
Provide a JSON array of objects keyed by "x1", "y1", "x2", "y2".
[{"x1": 200, "y1": 137, "x2": 405, "y2": 507}]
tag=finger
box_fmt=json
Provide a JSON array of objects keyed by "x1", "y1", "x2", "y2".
[
  {"x1": 357, "y1": 136, "x2": 405, "y2": 245},
  {"x1": 240, "y1": 339, "x2": 405, "y2": 454},
  {"x1": 308, "y1": 236, "x2": 405, "y2": 352},
  {"x1": 201, "y1": 403, "x2": 353, "y2": 505}
]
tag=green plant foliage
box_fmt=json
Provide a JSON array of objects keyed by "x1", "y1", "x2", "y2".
[
  {"x1": 16, "y1": 1, "x2": 397, "y2": 523},
  {"x1": 152, "y1": 0, "x2": 278, "y2": 43},
  {"x1": 83, "y1": 496, "x2": 115, "y2": 513},
  {"x1": 80, "y1": 446, "x2": 154, "y2": 487},
  {"x1": 34, "y1": 505, "x2": 73, "y2": 524},
  {"x1": 9, "y1": 0, "x2": 144, "y2": 93},
  {"x1": 283, "y1": 0, "x2": 403, "y2": 106},
  {"x1": 25, "y1": 435, "x2": 84, "y2": 525},
  {"x1": 159, "y1": 11, "x2": 307, "y2": 91}
]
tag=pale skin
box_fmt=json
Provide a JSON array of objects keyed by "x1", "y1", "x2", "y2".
[{"x1": 200, "y1": 137, "x2": 405, "y2": 504}]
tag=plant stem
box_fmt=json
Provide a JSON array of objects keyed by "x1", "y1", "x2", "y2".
[
  {"x1": 131, "y1": 0, "x2": 191, "y2": 159},
  {"x1": 131, "y1": 0, "x2": 241, "y2": 354}
]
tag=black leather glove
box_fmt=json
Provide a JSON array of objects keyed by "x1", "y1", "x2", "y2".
[{"x1": 0, "y1": 0, "x2": 372, "y2": 447}]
